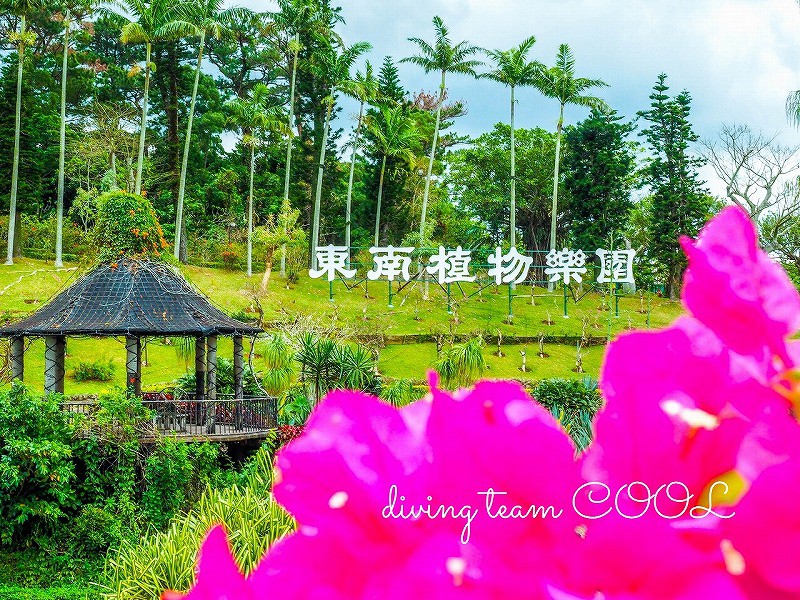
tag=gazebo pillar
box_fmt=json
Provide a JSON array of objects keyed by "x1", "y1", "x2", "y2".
[
  {"x1": 44, "y1": 335, "x2": 65, "y2": 394},
  {"x1": 10, "y1": 336, "x2": 24, "y2": 381},
  {"x1": 195, "y1": 337, "x2": 206, "y2": 400},
  {"x1": 206, "y1": 335, "x2": 217, "y2": 434},
  {"x1": 233, "y1": 335, "x2": 244, "y2": 430},
  {"x1": 233, "y1": 335, "x2": 244, "y2": 400},
  {"x1": 125, "y1": 335, "x2": 141, "y2": 395}
]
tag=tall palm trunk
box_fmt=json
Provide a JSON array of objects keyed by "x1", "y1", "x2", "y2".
[
  {"x1": 311, "y1": 99, "x2": 333, "y2": 271},
  {"x1": 280, "y1": 34, "x2": 299, "y2": 277},
  {"x1": 174, "y1": 30, "x2": 205, "y2": 263},
  {"x1": 134, "y1": 41, "x2": 152, "y2": 196},
  {"x1": 374, "y1": 154, "x2": 386, "y2": 246},
  {"x1": 247, "y1": 144, "x2": 255, "y2": 277},
  {"x1": 420, "y1": 70, "x2": 446, "y2": 240},
  {"x1": 510, "y1": 84, "x2": 516, "y2": 248},
  {"x1": 548, "y1": 102, "x2": 565, "y2": 252},
  {"x1": 55, "y1": 10, "x2": 70, "y2": 268},
  {"x1": 5, "y1": 15, "x2": 26, "y2": 266},
  {"x1": 346, "y1": 100, "x2": 364, "y2": 253}
]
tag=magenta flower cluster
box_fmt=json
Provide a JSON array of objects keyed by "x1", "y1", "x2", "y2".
[{"x1": 164, "y1": 207, "x2": 800, "y2": 599}]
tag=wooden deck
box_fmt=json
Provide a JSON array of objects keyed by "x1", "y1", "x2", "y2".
[{"x1": 63, "y1": 394, "x2": 278, "y2": 443}]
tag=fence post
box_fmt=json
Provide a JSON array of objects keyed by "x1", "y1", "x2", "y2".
[{"x1": 562, "y1": 284, "x2": 569, "y2": 318}]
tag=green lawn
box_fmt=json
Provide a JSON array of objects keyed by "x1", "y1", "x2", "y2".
[
  {"x1": 379, "y1": 342, "x2": 606, "y2": 381},
  {"x1": 1, "y1": 258, "x2": 682, "y2": 337},
  {"x1": 0, "y1": 258, "x2": 681, "y2": 394}
]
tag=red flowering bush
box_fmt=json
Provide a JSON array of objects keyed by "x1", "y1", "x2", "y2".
[
  {"x1": 276, "y1": 425, "x2": 304, "y2": 449},
  {"x1": 164, "y1": 207, "x2": 800, "y2": 599},
  {"x1": 93, "y1": 191, "x2": 169, "y2": 262}
]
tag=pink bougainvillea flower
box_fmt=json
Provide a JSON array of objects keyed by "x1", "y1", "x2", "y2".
[
  {"x1": 724, "y1": 453, "x2": 800, "y2": 595},
  {"x1": 680, "y1": 205, "x2": 800, "y2": 361},
  {"x1": 162, "y1": 525, "x2": 255, "y2": 600},
  {"x1": 248, "y1": 377, "x2": 583, "y2": 599}
]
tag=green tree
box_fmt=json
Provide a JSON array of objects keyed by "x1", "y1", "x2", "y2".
[
  {"x1": 55, "y1": 2, "x2": 92, "y2": 267},
  {"x1": 401, "y1": 16, "x2": 481, "y2": 244},
  {"x1": 344, "y1": 61, "x2": 379, "y2": 251},
  {"x1": 226, "y1": 83, "x2": 285, "y2": 277},
  {"x1": 110, "y1": 0, "x2": 178, "y2": 196},
  {"x1": 3, "y1": 0, "x2": 40, "y2": 265},
  {"x1": 254, "y1": 196, "x2": 306, "y2": 292},
  {"x1": 481, "y1": 35, "x2": 541, "y2": 247},
  {"x1": 532, "y1": 43, "x2": 607, "y2": 253},
  {"x1": 365, "y1": 105, "x2": 420, "y2": 245},
  {"x1": 562, "y1": 108, "x2": 638, "y2": 251},
  {"x1": 272, "y1": 0, "x2": 335, "y2": 275},
  {"x1": 171, "y1": 0, "x2": 252, "y2": 264},
  {"x1": 638, "y1": 74, "x2": 712, "y2": 298},
  {"x1": 309, "y1": 39, "x2": 371, "y2": 269},
  {"x1": 447, "y1": 124, "x2": 557, "y2": 251}
]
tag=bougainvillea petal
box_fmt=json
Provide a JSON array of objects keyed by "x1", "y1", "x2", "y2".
[
  {"x1": 680, "y1": 205, "x2": 800, "y2": 359},
  {"x1": 725, "y1": 455, "x2": 800, "y2": 594}
]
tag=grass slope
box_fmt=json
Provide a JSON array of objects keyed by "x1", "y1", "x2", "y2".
[{"x1": 0, "y1": 258, "x2": 681, "y2": 393}]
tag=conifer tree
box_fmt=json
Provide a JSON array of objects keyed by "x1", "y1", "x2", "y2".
[{"x1": 638, "y1": 74, "x2": 713, "y2": 298}]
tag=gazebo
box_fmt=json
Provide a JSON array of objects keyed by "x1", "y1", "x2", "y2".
[{"x1": 0, "y1": 259, "x2": 271, "y2": 438}]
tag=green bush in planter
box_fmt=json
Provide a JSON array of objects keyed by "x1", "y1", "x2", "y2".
[{"x1": 531, "y1": 377, "x2": 603, "y2": 451}]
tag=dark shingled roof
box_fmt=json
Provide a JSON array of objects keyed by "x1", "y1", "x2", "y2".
[{"x1": 0, "y1": 260, "x2": 262, "y2": 337}]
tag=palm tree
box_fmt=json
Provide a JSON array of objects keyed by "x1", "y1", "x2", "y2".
[
  {"x1": 4, "y1": 0, "x2": 40, "y2": 265},
  {"x1": 365, "y1": 106, "x2": 420, "y2": 246},
  {"x1": 170, "y1": 0, "x2": 253, "y2": 263},
  {"x1": 226, "y1": 84, "x2": 285, "y2": 277},
  {"x1": 272, "y1": 0, "x2": 340, "y2": 276},
  {"x1": 482, "y1": 36, "x2": 541, "y2": 248},
  {"x1": 54, "y1": 0, "x2": 95, "y2": 267},
  {"x1": 344, "y1": 62, "x2": 379, "y2": 252},
  {"x1": 309, "y1": 39, "x2": 371, "y2": 270},
  {"x1": 401, "y1": 16, "x2": 481, "y2": 242},
  {"x1": 532, "y1": 43, "x2": 608, "y2": 252},
  {"x1": 110, "y1": 0, "x2": 176, "y2": 196}
]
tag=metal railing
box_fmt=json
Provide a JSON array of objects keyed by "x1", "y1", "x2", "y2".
[{"x1": 62, "y1": 393, "x2": 277, "y2": 437}]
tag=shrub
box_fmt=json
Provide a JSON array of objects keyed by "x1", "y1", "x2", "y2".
[
  {"x1": 220, "y1": 243, "x2": 242, "y2": 270},
  {"x1": 0, "y1": 384, "x2": 75, "y2": 544},
  {"x1": 102, "y1": 485, "x2": 295, "y2": 600},
  {"x1": 142, "y1": 440, "x2": 236, "y2": 530},
  {"x1": 73, "y1": 360, "x2": 116, "y2": 382},
  {"x1": 380, "y1": 379, "x2": 425, "y2": 407},
  {"x1": 434, "y1": 338, "x2": 486, "y2": 389},
  {"x1": 531, "y1": 377, "x2": 603, "y2": 450},
  {"x1": 69, "y1": 505, "x2": 125, "y2": 554},
  {"x1": 236, "y1": 441, "x2": 275, "y2": 493},
  {"x1": 141, "y1": 439, "x2": 193, "y2": 530},
  {"x1": 92, "y1": 191, "x2": 168, "y2": 262}
]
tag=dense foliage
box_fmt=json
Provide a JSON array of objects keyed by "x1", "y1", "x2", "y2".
[{"x1": 92, "y1": 191, "x2": 169, "y2": 261}]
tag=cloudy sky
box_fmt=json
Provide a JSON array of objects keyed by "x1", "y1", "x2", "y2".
[{"x1": 250, "y1": 0, "x2": 800, "y2": 194}]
